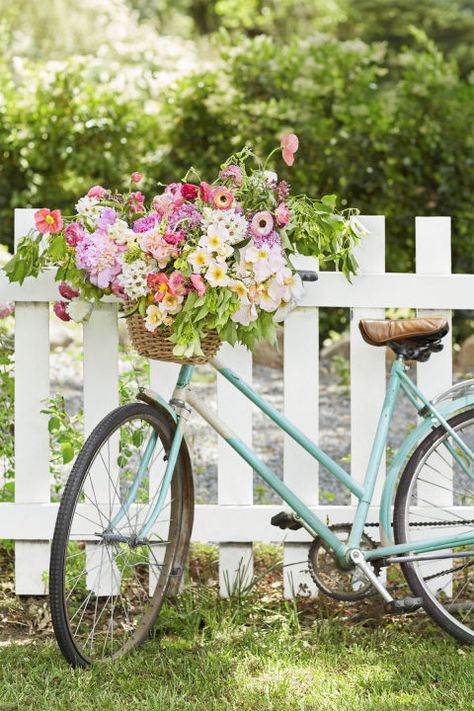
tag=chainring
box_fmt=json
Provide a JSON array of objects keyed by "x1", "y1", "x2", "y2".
[{"x1": 308, "y1": 524, "x2": 379, "y2": 601}]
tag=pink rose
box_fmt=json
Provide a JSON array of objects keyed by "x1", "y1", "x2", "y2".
[
  {"x1": 53, "y1": 301, "x2": 71, "y2": 322},
  {"x1": 199, "y1": 181, "x2": 214, "y2": 204},
  {"x1": 64, "y1": 223, "x2": 85, "y2": 247},
  {"x1": 130, "y1": 171, "x2": 142, "y2": 183},
  {"x1": 152, "y1": 193, "x2": 174, "y2": 215},
  {"x1": 169, "y1": 270, "x2": 188, "y2": 296},
  {"x1": 87, "y1": 185, "x2": 107, "y2": 199},
  {"x1": 128, "y1": 191, "x2": 145, "y2": 214},
  {"x1": 111, "y1": 278, "x2": 126, "y2": 299},
  {"x1": 0, "y1": 302, "x2": 14, "y2": 319},
  {"x1": 163, "y1": 230, "x2": 184, "y2": 246},
  {"x1": 275, "y1": 202, "x2": 290, "y2": 226},
  {"x1": 180, "y1": 183, "x2": 199, "y2": 201},
  {"x1": 58, "y1": 282, "x2": 80, "y2": 300},
  {"x1": 190, "y1": 274, "x2": 206, "y2": 297}
]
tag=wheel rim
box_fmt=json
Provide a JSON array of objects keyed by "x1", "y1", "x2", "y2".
[
  {"x1": 399, "y1": 413, "x2": 474, "y2": 636},
  {"x1": 58, "y1": 412, "x2": 182, "y2": 662}
]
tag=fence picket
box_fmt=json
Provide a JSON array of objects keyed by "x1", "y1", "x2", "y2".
[
  {"x1": 217, "y1": 343, "x2": 253, "y2": 597},
  {"x1": 14, "y1": 210, "x2": 51, "y2": 594},
  {"x1": 350, "y1": 216, "x2": 386, "y2": 514},
  {"x1": 415, "y1": 217, "x2": 453, "y2": 591}
]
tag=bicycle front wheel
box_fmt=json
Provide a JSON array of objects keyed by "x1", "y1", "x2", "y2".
[
  {"x1": 394, "y1": 407, "x2": 474, "y2": 643},
  {"x1": 49, "y1": 402, "x2": 194, "y2": 666}
]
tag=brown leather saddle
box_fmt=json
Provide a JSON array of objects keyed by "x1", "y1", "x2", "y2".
[{"x1": 359, "y1": 317, "x2": 449, "y2": 361}]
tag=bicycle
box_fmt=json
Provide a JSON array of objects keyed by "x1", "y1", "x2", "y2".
[{"x1": 49, "y1": 297, "x2": 474, "y2": 666}]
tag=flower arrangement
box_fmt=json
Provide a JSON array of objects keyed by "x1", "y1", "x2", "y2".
[{"x1": 4, "y1": 135, "x2": 365, "y2": 359}]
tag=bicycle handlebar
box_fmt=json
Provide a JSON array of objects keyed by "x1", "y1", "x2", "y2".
[{"x1": 297, "y1": 270, "x2": 318, "y2": 282}]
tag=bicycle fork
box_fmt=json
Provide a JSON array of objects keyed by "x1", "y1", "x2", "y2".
[{"x1": 104, "y1": 392, "x2": 190, "y2": 544}]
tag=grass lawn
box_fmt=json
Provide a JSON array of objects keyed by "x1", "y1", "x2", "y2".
[{"x1": 0, "y1": 545, "x2": 472, "y2": 711}]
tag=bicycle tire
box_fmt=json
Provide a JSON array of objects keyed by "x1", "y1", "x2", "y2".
[
  {"x1": 49, "y1": 401, "x2": 194, "y2": 666},
  {"x1": 394, "y1": 407, "x2": 474, "y2": 643}
]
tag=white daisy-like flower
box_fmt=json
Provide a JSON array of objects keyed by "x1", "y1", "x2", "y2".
[
  {"x1": 205, "y1": 260, "x2": 230, "y2": 288},
  {"x1": 75, "y1": 196, "x2": 103, "y2": 222},
  {"x1": 273, "y1": 300, "x2": 296, "y2": 323},
  {"x1": 188, "y1": 247, "x2": 211, "y2": 273},
  {"x1": 231, "y1": 301, "x2": 258, "y2": 326},
  {"x1": 229, "y1": 279, "x2": 249, "y2": 300},
  {"x1": 159, "y1": 293, "x2": 184, "y2": 315},
  {"x1": 268, "y1": 269, "x2": 305, "y2": 303},
  {"x1": 199, "y1": 224, "x2": 230, "y2": 252},
  {"x1": 66, "y1": 298, "x2": 93, "y2": 323},
  {"x1": 257, "y1": 284, "x2": 280, "y2": 312},
  {"x1": 117, "y1": 259, "x2": 149, "y2": 299},
  {"x1": 144, "y1": 304, "x2": 165, "y2": 333},
  {"x1": 201, "y1": 207, "x2": 248, "y2": 244}
]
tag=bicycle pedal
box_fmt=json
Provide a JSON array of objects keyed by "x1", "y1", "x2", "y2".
[
  {"x1": 270, "y1": 511, "x2": 303, "y2": 531},
  {"x1": 384, "y1": 597, "x2": 423, "y2": 614}
]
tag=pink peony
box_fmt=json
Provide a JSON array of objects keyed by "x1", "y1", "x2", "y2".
[
  {"x1": 130, "y1": 171, "x2": 142, "y2": 183},
  {"x1": 250, "y1": 211, "x2": 274, "y2": 237},
  {"x1": 34, "y1": 208, "x2": 63, "y2": 235},
  {"x1": 280, "y1": 133, "x2": 299, "y2": 166},
  {"x1": 213, "y1": 187, "x2": 234, "y2": 210},
  {"x1": 190, "y1": 274, "x2": 206, "y2": 297},
  {"x1": 75, "y1": 232, "x2": 122, "y2": 289},
  {"x1": 64, "y1": 223, "x2": 86, "y2": 247},
  {"x1": 275, "y1": 202, "x2": 290, "y2": 226},
  {"x1": 53, "y1": 301, "x2": 71, "y2": 322},
  {"x1": 87, "y1": 185, "x2": 107, "y2": 199},
  {"x1": 58, "y1": 282, "x2": 80, "y2": 300}
]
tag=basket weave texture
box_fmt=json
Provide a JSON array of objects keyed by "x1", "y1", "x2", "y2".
[{"x1": 126, "y1": 310, "x2": 221, "y2": 364}]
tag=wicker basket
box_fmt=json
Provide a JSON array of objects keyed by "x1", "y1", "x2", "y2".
[{"x1": 126, "y1": 310, "x2": 221, "y2": 364}]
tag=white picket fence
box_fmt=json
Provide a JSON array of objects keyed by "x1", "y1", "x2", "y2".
[{"x1": 0, "y1": 210, "x2": 471, "y2": 597}]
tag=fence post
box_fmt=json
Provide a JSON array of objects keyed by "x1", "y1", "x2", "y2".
[
  {"x1": 350, "y1": 216, "x2": 386, "y2": 517},
  {"x1": 14, "y1": 209, "x2": 51, "y2": 594},
  {"x1": 217, "y1": 343, "x2": 253, "y2": 597},
  {"x1": 283, "y1": 254, "x2": 319, "y2": 597}
]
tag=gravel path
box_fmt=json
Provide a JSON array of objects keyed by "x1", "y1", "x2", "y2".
[{"x1": 50, "y1": 349, "x2": 418, "y2": 506}]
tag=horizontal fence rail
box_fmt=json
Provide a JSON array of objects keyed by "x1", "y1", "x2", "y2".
[{"x1": 0, "y1": 211, "x2": 463, "y2": 595}]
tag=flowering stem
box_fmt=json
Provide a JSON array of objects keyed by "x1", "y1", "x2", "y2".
[{"x1": 263, "y1": 147, "x2": 280, "y2": 170}]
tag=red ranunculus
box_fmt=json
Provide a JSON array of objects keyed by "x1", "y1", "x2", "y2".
[{"x1": 180, "y1": 183, "x2": 199, "y2": 201}]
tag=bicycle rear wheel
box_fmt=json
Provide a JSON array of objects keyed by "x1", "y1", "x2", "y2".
[
  {"x1": 394, "y1": 407, "x2": 474, "y2": 642},
  {"x1": 49, "y1": 401, "x2": 194, "y2": 666}
]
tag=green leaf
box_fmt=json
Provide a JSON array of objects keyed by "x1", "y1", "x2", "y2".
[
  {"x1": 48, "y1": 416, "x2": 61, "y2": 433},
  {"x1": 61, "y1": 442, "x2": 75, "y2": 464}
]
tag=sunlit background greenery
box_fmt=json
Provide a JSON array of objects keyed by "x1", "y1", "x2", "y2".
[{"x1": 0, "y1": 0, "x2": 473, "y2": 333}]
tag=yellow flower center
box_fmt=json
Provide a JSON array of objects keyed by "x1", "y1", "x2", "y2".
[{"x1": 45, "y1": 215, "x2": 54, "y2": 224}]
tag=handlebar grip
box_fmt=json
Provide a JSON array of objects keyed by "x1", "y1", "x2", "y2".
[{"x1": 297, "y1": 270, "x2": 318, "y2": 282}]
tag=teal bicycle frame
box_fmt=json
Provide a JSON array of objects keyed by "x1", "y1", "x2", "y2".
[{"x1": 128, "y1": 356, "x2": 474, "y2": 569}]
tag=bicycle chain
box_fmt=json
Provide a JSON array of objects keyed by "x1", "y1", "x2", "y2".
[
  {"x1": 360, "y1": 521, "x2": 474, "y2": 593},
  {"x1": 365, "y1": 519, "x2": 474, "y2": 527}
]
